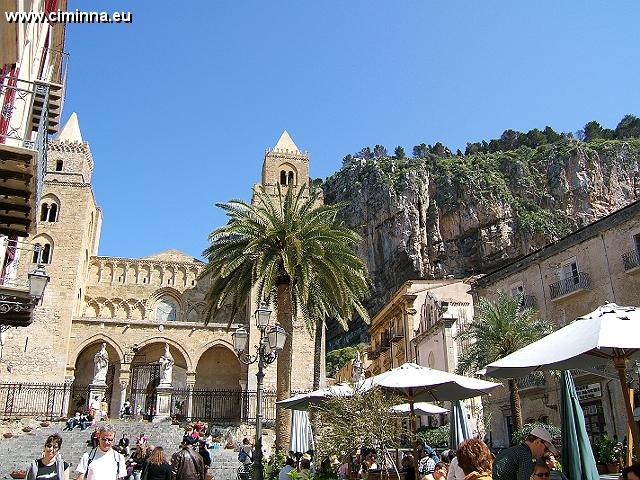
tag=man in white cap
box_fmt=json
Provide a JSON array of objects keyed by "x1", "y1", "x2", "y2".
[{"x1": 493, "y1": 425, "x2": 558, "y2": 480}]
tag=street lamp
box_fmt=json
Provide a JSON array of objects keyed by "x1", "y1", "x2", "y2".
[
  {"x1": 28, "y1": 264, "x2": 50, "y2": 304},
  {"x1": 232, "y1": 303, "x2": 287, "y2": 480}
]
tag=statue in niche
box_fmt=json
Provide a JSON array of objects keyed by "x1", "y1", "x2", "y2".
[
  {"x1": 158, "y1": 343, "x2": 174, "y2": 386},
  {"x1": 92, "y1": 343, "x2": 109, "y2": 385}
]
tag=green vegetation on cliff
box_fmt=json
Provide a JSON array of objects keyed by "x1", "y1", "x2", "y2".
[{"x1": 324, "y1": 115, "x2": 640, "y2": 240}]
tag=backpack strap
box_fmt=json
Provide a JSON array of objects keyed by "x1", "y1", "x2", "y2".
[
  {"x1": 114, "y1": 450, "x2": 120, "y2": 478},
  {"x1": 87, "y1": 447, "x2": 98, "y2": 468}
]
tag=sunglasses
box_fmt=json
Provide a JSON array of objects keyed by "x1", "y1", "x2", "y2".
[
  {"x1": 45, "y1": 444, "x2": 60, "y2": 450},
  {"x1": 533, "y1": 474, "x2": 550, "y2": 478},
  {"x1": 100, "y1": 438, "x2": 115, "y2": 442}
]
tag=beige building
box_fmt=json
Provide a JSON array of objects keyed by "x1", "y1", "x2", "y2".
[
  {"x1": 0, "y1": 118, "x2": 317, "y2": 422},
  {"x1": 367, "y1": 279, "x2": 481, "y2": 432},
  {"x1": 0, "y1": 0, "x2": 68, "y2": 326},
  {"x1": 472, "y1": 199, "x2": 640, "y2": 447}
]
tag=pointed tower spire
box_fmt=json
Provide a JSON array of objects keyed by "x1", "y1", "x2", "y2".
[
  {"x1": 273, "y1": 130, "x2": 300, "y2": 153},
  {"x1": 56, "y1": 112, "x2": 83, "y2": 142}
]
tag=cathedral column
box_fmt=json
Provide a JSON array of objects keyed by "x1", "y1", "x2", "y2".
[{"x1": 186, "y1": 372, "x2": 196, "y2": 421}]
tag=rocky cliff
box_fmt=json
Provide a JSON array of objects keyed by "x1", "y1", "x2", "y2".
[{"x1": 322, "y1": 139, "x2": 640, "y2": 339}]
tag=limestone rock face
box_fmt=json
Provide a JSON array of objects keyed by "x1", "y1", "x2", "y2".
[{"x1": 323, "y1": 141, "x2": 640, "y2": 315}]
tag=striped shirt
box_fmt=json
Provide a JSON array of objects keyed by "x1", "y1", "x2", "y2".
[{"x1": 493, "y1": 443, "x2": 537, "y2": 480}]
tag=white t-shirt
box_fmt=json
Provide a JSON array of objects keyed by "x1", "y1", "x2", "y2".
[{"x1": 76, "y1": 448, "x2": 127, "y2": 480}]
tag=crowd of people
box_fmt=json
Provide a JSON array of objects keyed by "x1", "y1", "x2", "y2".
[
  {"x1": 22, "y1": 420, "x2": 640, "y2": 480},
  {"x1": 24, "y1": 423, "x2": 223, "y2": 480}
]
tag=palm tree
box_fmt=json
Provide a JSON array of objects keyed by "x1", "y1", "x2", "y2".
[
  {"x1": 201, "y1": 184, "x2": 370, "y2": 450},
  {"x1": 456, "y1": 291, "x2": 553, "y2": 433}
]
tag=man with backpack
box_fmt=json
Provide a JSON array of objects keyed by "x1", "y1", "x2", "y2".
[
  {"x1": 76, "y1": 424, "x2": 127, "y2": 480},
  {"x1": 237, "y1": 438, "x2": 253, "y2": 480}
]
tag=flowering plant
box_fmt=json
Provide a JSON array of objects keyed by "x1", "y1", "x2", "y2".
[{"x1": 595, "y1": 435, "x2": 619, "y2": 464}]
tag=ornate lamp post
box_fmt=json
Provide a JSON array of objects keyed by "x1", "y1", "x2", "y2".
[{"x1": 232, "y1": 303, "x2": 287, "y2": 480}]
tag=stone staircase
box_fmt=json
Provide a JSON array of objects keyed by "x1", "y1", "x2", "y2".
[{"x1": 0, "y1": 419, "x2": 240, "y2": 480}]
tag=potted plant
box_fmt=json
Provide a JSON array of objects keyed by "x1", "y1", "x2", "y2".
[
  {"x1": 22, "y1": 425, "x2": 33, "y2": 432},
  {"x1": 40, "y1": 421, "x2": 50, "y2": 427},
  {"x1": 3, "y1": 432, "x2": 13, "y2": 438},
  {"x1": 10, "y1": 470, "x2": 26, "y2": 479},
  {"x1": 596, "y1": 435, "x2": 619, "y2": 473}
]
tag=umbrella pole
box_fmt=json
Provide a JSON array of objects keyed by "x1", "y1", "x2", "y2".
[
  {"x1": 614, "y1": 358, "x2": 640, "y2": 459},
  {"x1": 410, "y1": 400, "x2": 419, "y2": 480}
]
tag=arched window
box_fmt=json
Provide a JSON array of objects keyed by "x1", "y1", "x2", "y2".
[
  {"x1": 156, "y1": 298, "x2": 177, "y2": 322},
  {"x1": 288, "y1": 171, "x2": 294, "y2": 185},
  {"x1": 48, "y1": 203, "x2": 58, "y2": 222},
  {"x1": 55, "y1": 160, "x2": 63, "y2": 171},
  {"x1": 32, "y1": 243, "x2": 41, "y2": 263},
  {"x1": 33, "y1": 243, "x2": 52, "y2": 264},
  {"x1": 40, "y1": 203, "x2": 49, "y2": 221},
  {"x1": 41, "y1": 244, "x2": 52, "y2": 264},
  {"x1": 280, "y1": 170, "x2": 287, "y2": 185}
]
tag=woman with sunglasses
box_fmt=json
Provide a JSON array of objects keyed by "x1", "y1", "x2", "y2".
[
  {"x1": 26, "y1": 433, "x2": 70, "y2": 480},
  {"x1": 530, "y1": 461, "x2": 550, "y2": 480}
]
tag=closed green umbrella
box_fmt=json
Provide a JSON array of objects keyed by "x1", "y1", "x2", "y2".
[
  {"x1": 560, "y1": 370, "x2": 599, "y2": 480},
  {"x1": 449, "y1": 400, "x2": 472, "y2": 449}
]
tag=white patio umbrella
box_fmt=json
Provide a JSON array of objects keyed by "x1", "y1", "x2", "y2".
[
  {"x1": 391, "y1": 402, "x2": 448, "y2": 415},
  {"x1": 484, "y1": 303, "x2": 640, "y2": 456},
  {"x1": 276, "y1": 382, "x2": 368, "y2": 411},
  {"x1": 370, "y1": 363, "x2": 501, "y2": 480}
]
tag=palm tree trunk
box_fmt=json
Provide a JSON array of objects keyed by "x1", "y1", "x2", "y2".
[
  {"x1": 508, "y1": 378, "x2": 523, "y2": 440},
  {"x1": 275, "y1": 282, "x2": 293, "y2": 452},
  {"x1": 313, "y1": 319, "x2": 324, "y2": 390}
]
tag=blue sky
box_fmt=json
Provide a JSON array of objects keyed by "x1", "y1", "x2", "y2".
[{"x1": 62, "y1": 1, "x2": 640, "y2": 260}]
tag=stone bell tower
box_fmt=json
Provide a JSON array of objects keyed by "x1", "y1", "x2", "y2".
[
  {"x1": 260, "y1": 131, "x2": 311, "y2": 194},
  {"x1": 0, "y1": 113, "x2": 103, "y2": 382}
]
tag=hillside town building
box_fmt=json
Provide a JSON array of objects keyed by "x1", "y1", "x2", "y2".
[{"x1": 472, "y1": 199, "x2": 640, "y2": 447}]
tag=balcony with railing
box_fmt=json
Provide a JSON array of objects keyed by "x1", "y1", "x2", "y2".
[
  {"x1": 0, "y1": 74, "x2": 52, "y2": 237},
  {"x1": 391, "y1": 323, "x2": 405, "y2": 341},
  {"x1": 517, "y1": 371, "x2": 546, "y2": 390},
  {"x1": 0, "y1": 238, "x2": 49, "y2": 327},
  {"x1": 622, "y1": 250, "x2": 640, "y2": 273},
  {"x1": 31, "y1": 47, "x2": 69, "y2": 134},
  {"x1": 549, "y1": 272, "x2": 591, "y2": 301},
  {"x1": 368, "y1": 343, "x2": 380, "y2": 360}
]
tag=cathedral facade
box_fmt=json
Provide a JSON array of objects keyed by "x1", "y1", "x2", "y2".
[{"x1": 0, "y1": 116, "x2": 317, "y2": 421}]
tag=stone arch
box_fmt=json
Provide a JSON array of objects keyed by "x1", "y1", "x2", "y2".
[
  {"x1": 139, "y1": 264, "x2": 151, "y2": 285},
  {"x1": 127, "y1": 299, "x2": 145, "y2": 320},
  {"x1": 194, "y1": 341, "x2": 242, "y2": 389},
  {"x1": 149, "y1": 287, "x2": 185, "y2": 321},
  {"x1": 102, "y1": 263, "x2": 114, "y2": 283},
  {"x1": 115, "y1": 263, "x2": 126, "y2": 284},
  {"x1": 39, "y1": 193, "x2": 61, "y2": 222},
  {"x1": 151, "y1": 265, "x2": 163, "y2": 285},
  {"x1": 133, "y1": 337, "x2": 193, "y2": 372},
  {"x1": 164, "y1": 266, "x2": 176, "y2": 286},
  {"x1": 114, "y1": 299, "x2": 130, "y2": 319},
  {"x1": 176, "y1": 267, "x2": 187, "y2": 287},
  {"x1": 89, "y1": 262, "x2": 100, "y2": 283},
  {"x1": 31, "y1": 233, "x2": 54, "y2": 264},
  {"x1": 69, "y1": 334, "x2": 125, "y2": 370},
  {"x1": 278, "y1": 162, "x2": 298, "y2": 186},
  {"x1": 102, "y1": 301, "x2": 115, "y2": 319},
  {"x1": 84, "y1": 299, "x2": 100, "y2": 318}
]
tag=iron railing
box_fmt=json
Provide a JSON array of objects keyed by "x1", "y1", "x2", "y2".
[
  {"x1": 517, "y1": 371, "x2": 546, "y2": 390},
  {"x1": 549, "y1": 272, "x2": 591, "y2": 300},
  {"x1": 520, "y1": 294, "x2": 537, "y2": 310},
  {"x1": 622, "y1": 250, "x2": 640, "y2": 271},
  {"x1": 0, "y1": 75, "x2": 49, "y2": 203},
  {"x1": 0, "y1": 382, "x2": 72, "y2": 420},
  {"x1": 36, "y1": 47, "x2": 69, "y2": 86}
]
